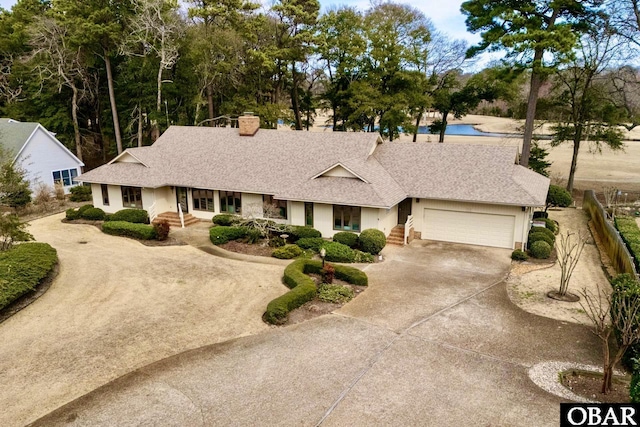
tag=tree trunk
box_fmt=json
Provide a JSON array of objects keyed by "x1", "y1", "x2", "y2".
[
  {"x1": 413, "y1": 112, "x2": 422, "y2": 142},
  {"x1": 70, "y1": 85, "x2": 83, "y2": 165},
  {"x1": 567, "y1": 127, "x2": 582, "y2": 193},
  {"x1": 156, "y1": 65, "x2": 163, "y2": 113},
  {"x1": 291, "y1": 64, "x2": 303, "y2": 131},
  {"x1": 602, "y1": 337, "x2": 611, "y2": 393},
  {"x1": 520, "y1": 48, "x2": 545, "y2": 167},
  {"x1": 206, "y1": 84, "x2": 214, "y2": 126},
  {"x1": 439, "y1": 111, "x2": 449, "y2": 143},
  {"x1": 137, "y1": 105, "x2": 143, "y2": 147},
  {"x1": 104, "y1": 54, "x2": 123, "y2": 154}
]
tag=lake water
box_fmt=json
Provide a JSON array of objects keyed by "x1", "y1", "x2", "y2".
[{"x1": 418, "y1": 124, "x2": 512, "y2": 137}]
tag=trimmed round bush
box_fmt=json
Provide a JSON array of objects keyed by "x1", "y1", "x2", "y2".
[
  {"x1": 102, "y1": 221, "x2": 157, "y2": 240},
  {"x1": 289, "y1": 226, "x2": 322, "y2": 240},
  {"x1": 528, "y1": 232, "x2": 554, "y2": 248},
  {"x1": 296, "y1": 237, "x2": 326, "y2": 252},
  {"x1": 81, "y1": 207, "x2": 106, "y2": 221},
  {"x1": 354, "y1": 250, "x2": 374, "y2": 263},
  {"x1": 322, "y1": 241, "x2": 356, "y2": 263},
  {"x1": 333, "y1": 231, "x2": 359, "y2": 248},
  {"x1": 272, "y1": 244, "x2": 303, "y2": 259},
  {"x1": 107, "y1": 208, "x2": 149, "y2": 224},
  {"x1": 547, "y1": 184, "x2": 573, "y2": 207},
  {"x1": 358, "y1": 229, "x2": 386, "y2": 255},
  {"x1": 77, "y1": 204, "x2": 94, "y2": 215},
  {"x1": 542, "y1": 218, "x2": 558, "y2": 234},
  {"x1": 65, "y1": 208, "x2": 80, "y2": 220},
  {"x1": 212, "y1": 214, "x2": 239, "y2": 226},
  {"x1": 529, "y1": 240, "x2": 552, "y2": 259},
  {"x1": 209, "y1": 226, "x2": 247, "y2": 245},
  {"x1": 511, "y1": 249, "x2": 528, "y2": 261},
  {"x1": 69, "y1": 185, "x2": 92, "y2": 202},
  {"x1": 530, "y1": 226, "x2": 555, "y2": 242}
]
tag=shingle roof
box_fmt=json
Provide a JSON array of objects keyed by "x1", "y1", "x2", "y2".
[
  {"x1": 79, "y1": 126, "x2": 549, "y2": 207},
  {"x1": 0, "y1": 118, "x2": 38, "y2": 156}
]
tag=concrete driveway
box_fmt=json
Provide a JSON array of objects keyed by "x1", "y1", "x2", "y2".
[
  {"x1": 27, "y1": 239, "x2": 602, "y2": 427},
  {"x1": 0, "y1": 214, "x2": 286, "y2": 427}
]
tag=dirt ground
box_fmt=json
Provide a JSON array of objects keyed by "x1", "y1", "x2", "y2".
[
  {"x1": 300, "y1": 112, "x2": 640, "y2": 194},
  {"x1": 0, "y1": 213, "x2": 287, "y2": 427},
  {"x1": 506, "y1": 208, "x2": 610, "y2": 325}
]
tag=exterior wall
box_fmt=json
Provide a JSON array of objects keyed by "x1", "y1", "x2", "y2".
[
  {"x1": 290, "y1": 201, "x2": 305, "y2": 226},
  {"x1": 91, "y1": 184, "x2": 125, "y2": 213},
  {"x1": 18, "y1": 127, "x2": 83, "y2": 194},
  {"x1": 378, "y1": 205, "x2": 399, "y2": 237},
  {"x1": 413, "y1": 199, "x2": 526, "y2": 249},
  {"x1": 242, "y1": 192, "x2": 265, "y2": 218},
  {"x1": 313, "y1": 203, "x2": 334, "y2": 237},
  {"x1": 141, "y1": 188, "x2": 154, "y2": 211},
  {"x1": 361, "y1": 207, "x2": 379, "y2": 232},
  {"x1": 154, "y1": 187, "x2": 173, "y2": 214}
]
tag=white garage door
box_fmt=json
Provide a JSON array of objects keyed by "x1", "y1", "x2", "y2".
[{"x1": 423, "y1": 208, "x2": 515, "y2": 249}]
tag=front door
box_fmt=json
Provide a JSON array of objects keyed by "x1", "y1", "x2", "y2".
[
  {"x1": 398, "y1": 198, "x2": 412, "y2": 225},
  {"x1": 176, "y1": 187, "x2": 188, "y2": 213}
]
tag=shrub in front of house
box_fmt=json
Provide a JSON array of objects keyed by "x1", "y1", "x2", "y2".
[
  {"x1": 106, "y1": 208, "x2": 149, "y2": 224},
  {"x1": 542, "y1": 218, "x2": 558, "y2": 234},
  {"x1": 529, "y1": 240, "x2": 552, "y2": 259},
  {"x1": 102, "y1": 221, "x2": 157, "y2": 240},
  {"x1": 209, "y1": 226, "x2": 247, "y2": 245},
  {"x1": 318, "y1": 284, "x2": 354, "y2": 304},
  {"x1": 354, "y1": 250, "x2": 374, "y2": 263},
  {"x1": 296, "y1": 237, "x2": 326, "y2": 252},
  {"x1": 272, "y1": 244, "x2": 303, "y2": 259},
  {"x1": 69, "y1": 185, "x2": 92, "y2": 202},
  {"x1": 511, "y1": 249, "x2": 528, "y2": 261},
  {"x1": 322, "y1": 241, "x2": 356, "y2": 263},
  {"x1": 288, "y1": 225, "x2": 322, "y2": 241},
  {"x1": 547, "y1": 184, "x2": 573, "y2": 208},
  {"x1": 532, "y1": 211, "x2": 549, "y2": 220},
  {"x1": 358, "y1": 229, "x2": 386, "y2": 255},
  {"x1": 264, "y1": 259, "x2": 317, "y2": 324},
  {"x1": 80, "y1": 207, "x2": 106, "y2": 221},
  {"x1": 333, "y1": 231, "x2": 359, "y2": 248},
  {"x1": 153, "y1": 220, "x2": 170, "y2": 241},
  {"x1": 302, "y1": 259, "x2": 368, "y2": 286},
  {"x1": 528, "y1": 232, "x2": 554, "y2": 248},
  {"x1": 0, "y1": 242, "x2": 58, "y2": 311},
  {"x1": 212, "y1": 214, "x2": 239, "y2": 226},
  {"x1": 530, "y1": 226, "x2": 555, "y2": 242},
  {"x1": 65, "y1": 208, "x2": 80, "y2": 220},
  {"x1": 611, "y1": 274, "x2": 640, "y2": 368},
  {"x1": 77, "y1": 204, "x2": 94, "y2": 215}
]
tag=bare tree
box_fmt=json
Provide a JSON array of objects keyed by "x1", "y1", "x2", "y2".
[
  {"x1": 122, "y1": 0, "x2": 184, "y2": 141},
  {"x1": 580, "y1": 278, "x2": 640, "y2": 393},
  {"x1": 603, "y1": 186, "x2": 618, "y2": 208},
  {"x1": 0, "y1": 56, "x2": 23, "y2": 104},
  {"x1": 554, "y1": 231, "x2": 587, "y2": 298},
  {"x1": 28, "y1": 17, "x2": 93, "y2": 164}
]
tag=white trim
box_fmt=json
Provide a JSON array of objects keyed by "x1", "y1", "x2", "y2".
[
  {"x1": 15, "y1": 124, "x2": 84, "y2": 167},
  {"x1": 311, "y1": 162, "x2": 369, "y2": 183},
  {"x1": 108, "y1": 150, "x2": 149, "y2": 167}
]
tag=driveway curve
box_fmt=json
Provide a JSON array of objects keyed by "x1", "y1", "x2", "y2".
[{"x1": 0, "y1": 214, "x2": 286, "y2": 427}]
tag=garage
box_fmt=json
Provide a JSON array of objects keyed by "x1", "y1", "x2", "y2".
[{"x1": 422, "y1": 208, "x2": 516, "y2": 249}]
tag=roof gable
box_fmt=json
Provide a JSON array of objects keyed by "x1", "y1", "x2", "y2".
[
  {"x1": 313, "y1": 163, "x2": 368, "y2": 183},
  {"x1": 0, "y1": 119, "x2": 38, "y2": 157}
]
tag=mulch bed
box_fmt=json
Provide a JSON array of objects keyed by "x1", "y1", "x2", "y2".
[
  {"x1": 218, "y1": 240, "x2": 274, "y2": 257},
  {"x1": 561, "y1": 370, "x2": 630, "y2": 403},
  {"x1": 0, "y1": 263, "x2": 59, "y2": 324},
  {"x1": 283, "y1": 274, "x2": 367, "y2": 326},
  {"x1": 62, "y1": 219, "x2": 185, "y2": 246}
]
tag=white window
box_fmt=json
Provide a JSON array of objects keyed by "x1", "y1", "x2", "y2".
[{"x1": 52, "y1": 168, "x2": 78, "y2": 186}]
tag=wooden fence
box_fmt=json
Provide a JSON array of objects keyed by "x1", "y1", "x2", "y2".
[{"x1": 583, "y1": 190, "x2": 638, "y2": 278}]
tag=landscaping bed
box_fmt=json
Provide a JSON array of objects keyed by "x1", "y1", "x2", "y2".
[
  {"x1": 561, "y1": 369, "x2": 630, "y2": 403},
  {"x1": 218, "y1": 240, "x2": 275, "y2": 257}
]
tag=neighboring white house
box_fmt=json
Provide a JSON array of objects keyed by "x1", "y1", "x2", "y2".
[
  {"x1": 78, "y1": 114, "x2": 550, "y2": 250},
  {"x1": 0, "y1": 118, "x2": 84, "y2": 194}
]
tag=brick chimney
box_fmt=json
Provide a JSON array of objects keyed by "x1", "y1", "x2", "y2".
[{"x1": 238, "y1": 112, "x2": 260, "y2": 136}]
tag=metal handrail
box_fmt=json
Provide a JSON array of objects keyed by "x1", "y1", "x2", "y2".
[{"x1": 404, "y1": 214, "x2": 414, "y2": 245}]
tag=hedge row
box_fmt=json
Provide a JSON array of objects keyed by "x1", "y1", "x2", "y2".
[
  {"x1": 105, "y1": 209, "x2": 149, "y2": 224},
  {"x1": 263, "y1": 259, "x2": 368, "y2": 324},
  {"x1": 209, "y1": 226, "x2": 248, "y2": 245},
  {"x1": 0, "y1": 243, "x2": 58, "y2": 311},
  {"x1": 66, "y1": 204, "x2": 106, "y2": 221},
  {"x1": 102, "y1": 221, "x2": 157, "y2": 240},
  {"x1": 263, "y1": 260, "x2": 318, "y2": 324},
  {"x1": 615, "y1": 216, "x2": 640, "y2": 272}
]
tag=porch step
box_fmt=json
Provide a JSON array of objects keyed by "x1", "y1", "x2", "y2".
[
  {"x1": 387, "y1": 225, "x2": 406, "y2": 246},
  {"x1": 153, "y1": 212, "x2": 200, "y2": 228}
]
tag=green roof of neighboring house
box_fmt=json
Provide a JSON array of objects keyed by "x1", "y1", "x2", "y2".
[{"x1": 0, "y1": 118, "x2": 39, "y2": 157}]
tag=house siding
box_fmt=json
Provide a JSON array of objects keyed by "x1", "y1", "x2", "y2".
[
  {"x1": 18, "y1": 127, "x2": 83, "y2": 194},
  {"x1": 313, "y1": 203, "x2": 334, "y2": 237},
  {"x1": 378, "y1": 205, "x2": 398, "y2": 237},
  {"x1": 290, "y1": 201, "x2": 305, "y2": 226},
  {"x1": 361, "y1": 207, "x2": 379, "y2": 232}
]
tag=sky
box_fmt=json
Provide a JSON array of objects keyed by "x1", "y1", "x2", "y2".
[{"x1": 0, "y1": 0, "x2": 480, "y2": 43}]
